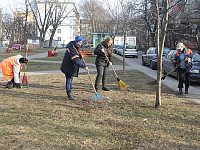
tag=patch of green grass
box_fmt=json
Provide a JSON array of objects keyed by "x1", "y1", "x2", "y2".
[
  {"x1": 32, "y1": 50, "x2": 128, "y2": 66},
  {"x1": 21, "y1": 62, "x2": 61, "y2": 72},
  {"x1": 0, "y1": 48, "x2": 63, "y2": 60},
  {"x1": 0, "y1": 70, "x2": 199, "y2": 149}
]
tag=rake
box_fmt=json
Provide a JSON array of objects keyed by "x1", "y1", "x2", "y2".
[{"x1": 82, "y1": 55, "x2": 103, "y2": 99}]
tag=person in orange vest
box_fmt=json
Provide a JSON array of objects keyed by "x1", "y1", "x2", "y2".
[
  {"x1": 0, "y1": 55, "x2": 28, "y2": 88},
  {"x1": 172, "y1": 43, "x2": 193, "y2": 95}
]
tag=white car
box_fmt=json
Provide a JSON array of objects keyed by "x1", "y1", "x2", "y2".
[{"x1": 122, "y1": 45, "x2": 138, "y2": 58}]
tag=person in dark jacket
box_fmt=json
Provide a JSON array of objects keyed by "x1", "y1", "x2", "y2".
[
  {"x1": 172, "y1": 43, "x2": 193, "y2": 95},
  {"x1": 61, "y1": 36, "x2": 89, "y2": 100},
  {"x1": 94, "y1": 37, "x2": 113, "y2": 91}
]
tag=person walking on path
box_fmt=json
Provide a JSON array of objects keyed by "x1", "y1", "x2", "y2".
[
  {"x1": 94, "y1": 37, "x2": 113, "y2": 91},
  {"x1": 172, "y1": 43, "x2": 193, "y2": 95},
  {"x1": 0, "y1": 55, "x2": 28, "y2": 88},
  {"x1": 61, "y1": 36, "x2": 89, "y2": 100}
]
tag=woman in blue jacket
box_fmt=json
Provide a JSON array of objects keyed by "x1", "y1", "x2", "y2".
[{"x1": 61, "y1": 36, "x2": 89, "y2": 100}]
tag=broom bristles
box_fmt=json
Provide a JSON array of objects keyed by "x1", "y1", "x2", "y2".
[{"x1": 118, "y1": 80, "x2": 127, "y2": 90}]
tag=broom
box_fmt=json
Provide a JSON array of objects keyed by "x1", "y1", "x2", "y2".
[
  {"x1": 21, "y1": 41, "x2": 29, "y2": 88},
  {"x1": 103, "y1": 51, "x2": 127, "y2": 90}
]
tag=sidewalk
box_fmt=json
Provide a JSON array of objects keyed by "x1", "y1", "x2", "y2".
[
  {"x1": 114, "y1": 54, "x2": 200, "y2": 104},
  {"x1": 0, "y1": 51, "x2": 200, "y2": 104}
]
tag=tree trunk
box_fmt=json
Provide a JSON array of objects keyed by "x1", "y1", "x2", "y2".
[
  {"x1": 123, "y1": 29, "x2": 126, "y2": 71},
  {"x1": 155, "y1": 0, "x2": 169, "y2": 109},
  {"x1": 155, "y1": 0, "x2": 161, "y2": 108},
  {"x1": 39, "y1": 32, "x2": 44, "y2": 49},
  {"x1": 49, "y1": 28, "x2": 56, "y2": 48}
]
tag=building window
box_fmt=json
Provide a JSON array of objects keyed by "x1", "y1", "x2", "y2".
[
  {"x1": 57, "y1": 29, "x2": 61, "y2": 33},
  {"x1": 58, "y1": 37, "x2": 61, "y2": 41}
]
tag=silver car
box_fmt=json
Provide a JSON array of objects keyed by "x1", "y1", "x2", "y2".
[{"x1": 121, "y1": 45, "x2": 138, "y2": 58}]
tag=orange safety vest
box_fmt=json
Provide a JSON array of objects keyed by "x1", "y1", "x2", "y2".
[{"x1": 0, "y1": 55, "x2": 22, "y2": 81}]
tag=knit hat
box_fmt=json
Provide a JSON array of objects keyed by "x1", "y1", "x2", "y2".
[
  {"x1": 75, "y1": 36, "x2": 83, "y2": 43},
  {"x1": 19, "y1": 58, "x2": 28, "y2": 63},
  {"x1": 176, "y1": 43, "x2": 185, "y2": 50}
]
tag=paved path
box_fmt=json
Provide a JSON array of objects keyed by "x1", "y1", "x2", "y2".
[
  {"x1": 1, "y1": 50, "x2": 200, "y2": 104},
  {"x1": 114, "y1": 54, "x2": 200, "y2": 104}
]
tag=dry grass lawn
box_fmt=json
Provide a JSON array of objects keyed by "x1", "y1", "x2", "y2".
[{"x1": 0, "y1": 70, "x2": 199, "y2": 149}]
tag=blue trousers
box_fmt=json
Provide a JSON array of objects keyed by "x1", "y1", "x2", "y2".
[{"x1": 65, "y1": 74, "x2": 73, "y2": 92}]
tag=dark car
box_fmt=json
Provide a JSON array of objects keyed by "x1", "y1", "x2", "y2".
[
  {"x1": 162, "y1": 50, "x2": 200, "y2": 82},
  {"x1": 12, "y1": 44, "x2": 21, "y2": 50},
  {"x1": 142, "y1": 47, "x2": 170, "y2": 70},
  {"x1": 81, "y1": 43, "x2": 92, "y2": 48},
  {"x1": 116, "y1": 45, "x2": 124, "y2": 55},
  {"x1": 113, "y1": 45, "x2": 120, "y2": 54}
]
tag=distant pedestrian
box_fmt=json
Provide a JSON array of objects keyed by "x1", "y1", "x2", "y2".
[
  {"x1": 94, "y1": 37, "x2": 113, "y2": 91},
  {"x1": 61, "y1": 36, "x2": 89, "y2": 100},
  {"x1": 0, "y1": 55, "x2": 28, "y2": 88},
  {"x1": 172, "y1": 43, "x2": 193, "y2": 95}
]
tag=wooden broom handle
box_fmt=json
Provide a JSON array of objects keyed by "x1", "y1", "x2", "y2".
[{"x1": 103, "y1": 51, "x2": 119, "y2": 78}]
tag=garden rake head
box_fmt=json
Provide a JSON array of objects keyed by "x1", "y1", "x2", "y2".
[{"x1": 92, "y1": 92, "x2": 103, "y2": 99}]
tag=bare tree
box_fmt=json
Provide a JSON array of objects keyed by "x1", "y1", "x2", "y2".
[
  {"x1": 117, "y1": 0, "x2": 138, "y2": 71},
  {"x1": 28, "y1": 0, "x2": 55, "y2": 48},
  {"x1": 1, "y1": 13, "x2": 14, "y2": 45},
  {"x1": 79, "y1": 0, "x2": 110, "y2": 33},
  {"x1": 48, "y1": 2, "x2": 77, "y2": 48},
  {"x1": 155, "y1": 0, "x2": 188, "y2": 108}
]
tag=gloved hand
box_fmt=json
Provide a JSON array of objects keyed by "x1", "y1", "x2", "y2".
[{"x1": 15, "y1": 83, "x2": 21, "y2": 88}]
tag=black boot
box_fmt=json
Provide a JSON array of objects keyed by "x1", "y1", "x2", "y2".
[
  {"x1": 176, "y1": 88, "x2": 183, "y2": 95},
  {"x1": 6, "y1": 81, "x2": 13, "y2": 89},
  {"x1": 67, "y1": 91, "x2": 75, "y2": 100},
  {"x1": 102, "y1": 87, "x2": 109, "y2": 91},
  {"x1": 185, "y1": 88, "x2": 188, "y2": 94}
]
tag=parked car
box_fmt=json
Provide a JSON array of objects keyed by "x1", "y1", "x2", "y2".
[
  {"x1": 142, "y1": 47, "x2": 170, "y2": 70},
  {"x1": 21, "y1": 45, "x2": 25, "y2": 49},
  {"x1": 116, "y1": 45, "x2": 124, "y2": 55},
  {"x1": 113, "y1": 45, "x2": 121, "y2": 54},
  {"x1": 122, "y1": 45, "x2": 138, "y2": 58},
  {"x1": 61, "y1": 44, "x2": 67, "y2": 48},
  {"x1": 82, "y1": 43, "x2": 93, "y2": 48},
  {"x1": 162, "y1": 50, "x2": 200, "y2": 82},
  {"x1": 12, "y1": 44, "x2": 21, "y2": 50}
]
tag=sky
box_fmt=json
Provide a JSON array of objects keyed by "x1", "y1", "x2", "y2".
[
  {"x1": 0, "y1": 0, "x2": 81, "y2": 14},
  {"x1": 0, "y1": 0, "x2": 25, "y2": 14},
  {"x1": 0, "y1": 0, "x2": 116, "y2": 15}
]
